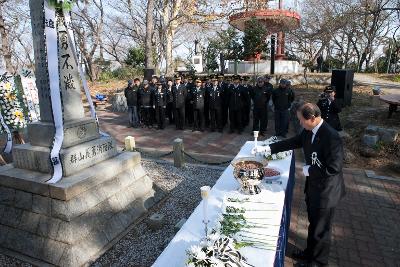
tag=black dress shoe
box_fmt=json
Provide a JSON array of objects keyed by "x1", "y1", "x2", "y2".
[{"x1": 291, "y1": 249, "x2": 309, "y2": 261}]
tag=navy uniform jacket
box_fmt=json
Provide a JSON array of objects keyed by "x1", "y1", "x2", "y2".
[
  {"x1": 317, "y1": 98, "x2": 342, "y2": 131},
  {"x1": 192, "y1": 87, "x2": 205, "y2": 110},
  {"x1": 153, "y1": 89, "x2": 167, "y2": 107},
  {"x1": 269, "y1": 121, "x2": 346, "y2": 209},
  {"x1": 172, "y1": 84, "x2": 187, "y2": 108},
  {"x1": 228, "y1": 84, "x2": 244, "y2": 110},
  {"x1": 207, "y1": 85, "x2": 223, "y2": 110}
]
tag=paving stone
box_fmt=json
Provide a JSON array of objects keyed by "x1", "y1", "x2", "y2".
[
  {"x1": 0, "y1": 187, "x2": 15, "y2": 206},
  {"x1": 18, "y1": 211, "x2": 41, "y2": 234},
  {"x1": 14, "y1": 190, "x2": 32, "y2": 210},
  {"x1": 37, "y1": 216, "x2": 61, "y2": 239},
  {"x1": 41, "y1": 239, "x2": 66, "y2": 266},
  {"x1": 32, "y1": 194, "x2": 51, "y2": 215},
  {"x1": 0, "y1": 206, "x2": 23, "y2": 228}
]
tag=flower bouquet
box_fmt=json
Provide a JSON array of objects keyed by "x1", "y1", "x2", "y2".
[
  {"x1": 186, "y1": 232, "x2": 253, "y2": 267},
  {"x1": 260, "y1": 136, "x2": 291, "y2": 161}
]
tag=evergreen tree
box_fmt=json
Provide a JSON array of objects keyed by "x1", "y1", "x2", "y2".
[
  {"x1": 125, "y1": 47, "x2": 145, "y2": 68},
  {"x1": 242, "y1": 17, "x2": 268, "y2": 60}
]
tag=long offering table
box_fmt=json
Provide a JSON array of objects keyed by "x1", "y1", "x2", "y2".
[{"x1": 153, "y1": 141, "x2": 296, "y2": 267}]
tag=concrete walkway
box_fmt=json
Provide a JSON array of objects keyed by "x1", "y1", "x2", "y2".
[{"x1": 285, "y1": 166, "x2": 400, "y2": 267}]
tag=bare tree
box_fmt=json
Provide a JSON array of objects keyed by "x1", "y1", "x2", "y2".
[
  {"x1": 145, "y1": 0, "x2": 155, "y2": 69},
  {"x1": 72, "y1": 0, "x2": 105, "y2": 81},
  {"x1": 0, "y1": 0, "x2": 13, "y2": 72}
]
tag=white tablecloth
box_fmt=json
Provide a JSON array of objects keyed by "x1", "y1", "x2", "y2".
[{"x1": 152, "y1": 141, "x2": 293, "y2": 267}]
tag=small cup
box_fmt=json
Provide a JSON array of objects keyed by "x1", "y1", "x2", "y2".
[
  {"x1": 200, "y1": 186, "x2": 211, "y2": 199},
  {"x1": 253, "y1": 131, "x2": 259, "y2": 138}
]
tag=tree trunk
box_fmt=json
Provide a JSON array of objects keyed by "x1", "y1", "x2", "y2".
[
  {"x1": 164, "y1": 0, "x2": 182, "y2": 76},
  {"x1": 165, "y1": 30, "x2": 174, "y2": 75},
  {"x1": 0, "y1": 2, "x2": 12, "y2": 72},
  {"x1": 145, "y1": 0, "x2": 155, "y2": 68}
]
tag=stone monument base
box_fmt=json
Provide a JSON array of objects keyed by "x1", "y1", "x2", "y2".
[
  {"x1": 13, "y1": 136, "x2": 118, "y2": 177},
  {"x1": 0, "y1": 152, "x2": 164, "y2": 266}
]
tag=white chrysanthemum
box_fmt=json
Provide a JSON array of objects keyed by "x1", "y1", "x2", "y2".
[
  {"x1": 189, "y1": 245, "x2": 203, "y2": 256},
  {"x1": 186, "y1": 263, "x2": 196, "y2": 267},
  {"x1": 208, "y1": 232, "x2": 220, "y2": 241},
  {"x1": 196, "y1": 250, "x2": 207, "y2": 261}
]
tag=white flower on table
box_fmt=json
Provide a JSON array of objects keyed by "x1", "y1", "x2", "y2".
[
  {"x1": 208, "y1": 232, "x2": 220, "y2": 242},
  {"x1": 196, "y1": 250, "x2": 207, "y2": 261},
  {"x1": 188, "y1": 245, "x2": 202, "y2": 256}
]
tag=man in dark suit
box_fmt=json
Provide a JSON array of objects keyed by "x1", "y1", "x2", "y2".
[
  {"x1": 192, "y1": 78, "x2": 205, "y2": 131},
  {"x1": 228, "y1": 75, "x2": 244, "y2": 134},
  {"x1": 207, "y1": 76, "x2": 223, "y2": 132},
  {"x1": 172, "y1": 76, "x2": 187, "y2": 130},
  {"x1": 250, "y1": 76, "x2": 273, "y2": 136},
  {"x1": 252, "y1": 103, "x2": 346, "y2": 267}
]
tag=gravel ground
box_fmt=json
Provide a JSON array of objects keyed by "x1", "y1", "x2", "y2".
[
  {"x1": 0, "y1": 159, "x2": 222, "y2": 267},
  {"x1": 91, "y1": 159, "x2": 223, "y2": 267}
]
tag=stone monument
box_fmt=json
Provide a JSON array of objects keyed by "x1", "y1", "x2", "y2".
[{"x1": 0, "y1": 1, "x2": 162, "y2": 266}]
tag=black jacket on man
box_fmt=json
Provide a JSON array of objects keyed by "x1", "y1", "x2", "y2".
[
  {"x1": 272, "y1": 86, "x2": 295, "y2": 111},
  {"x1": 251, "y1": 84, "x2": 273, "y2": 109},
  {"x1": 269, "y1": 121, "x2": 345, "y2": 265},
  {"x1": 207, "y1": 85, "x2": 223, "y2": 131},
  {"x1": 270, "y1": 121, "x2": 345, "y2": 208},
  {"x1": 251, "y1": 84, "x2": 273, "y2": 133},
  {"x1": 227, "y1": 84, "x2": 244, "y2": 132},
  {"x1": 172, "y1": 83, "x2": 187, "y2": 129},
  {"x1": 124, "y1": 85, "x2": 139, "y2": 106}
]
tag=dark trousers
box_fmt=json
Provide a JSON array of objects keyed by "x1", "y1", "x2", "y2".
[
  {"x1": 229, "y1": 108, "x2": 242, "y2": 132},
  {"x1": 204, "y1": 104, "x2": 210, "y2": 128},
  {"x1": 222, "y1": 104, "x2": 228, "y2": 126},
  {"x1": 274, "y1": 109, "x2": 289, "y2": 136},
  {"x1": 166, "y1": 102, "x2": 174, "y2": 124},
  {"x1": 210, "y1": 108, "x2": 222, "y2": 131},
  {"x1": 243, "y1": 104, "x2": 250, "y2": 126},
  {"x1": 174, "y1": 107, "x2": 185, "y2": 130},
  {"x1": 193, "y1": 109, "x2": 204, "y2": 131},
  {"x1": 253, "y1": 107, "x2": 268, "y2": 133},
  {"x1": 155, "y1": 106, "x2": 166, "y2": 129},
  {"x1": 185, "y1": 102, "x2": 193, "y2": 125},
  {"x1": 305, "y1": 202, "x2": 335, "y2": 265},
  {"x1": 140, "y1": 107, "x2": 152, "y2": 127}
]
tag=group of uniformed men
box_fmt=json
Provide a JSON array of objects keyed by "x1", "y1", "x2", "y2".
[{"x1": 124, "y1": 74, "x2": 296, "y2": 137}]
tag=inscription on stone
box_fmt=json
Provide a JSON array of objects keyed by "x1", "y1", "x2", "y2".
[
  {"x1": 77, "y1": 125, "x2": 87, "y2": 139},
  {"x1": 69, "y1": 141, "x2": 114, "y2": 164},
  {"x1": 57, "y1": 13, "x2": 85, "y2": 121}
]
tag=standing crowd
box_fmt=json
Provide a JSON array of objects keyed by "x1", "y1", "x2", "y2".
[
  {"x1": 124, "y1": 73, "x2": 342, "y2": 137},
  {"x1": 124, "y1": 73, "x2": 309, "y2": 137}
]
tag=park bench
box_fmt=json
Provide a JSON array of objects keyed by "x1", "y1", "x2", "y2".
[{"x1": 379, "y1": 94, "x2": 400, "y2": 118}]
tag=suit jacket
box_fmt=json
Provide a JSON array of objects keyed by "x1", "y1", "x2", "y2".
[
  {"x1": 172, "y1": 84, "x2": 187, "y2": 108},
  {"x1": 192, "y1": 87, "x2": 205, "y2": 110},
  {"x1": 269, "y1": 121, "x2": 346, "y2": 209},
  {"x1": 207, "y1": 85, "x2": 223, "y2": 110}
]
